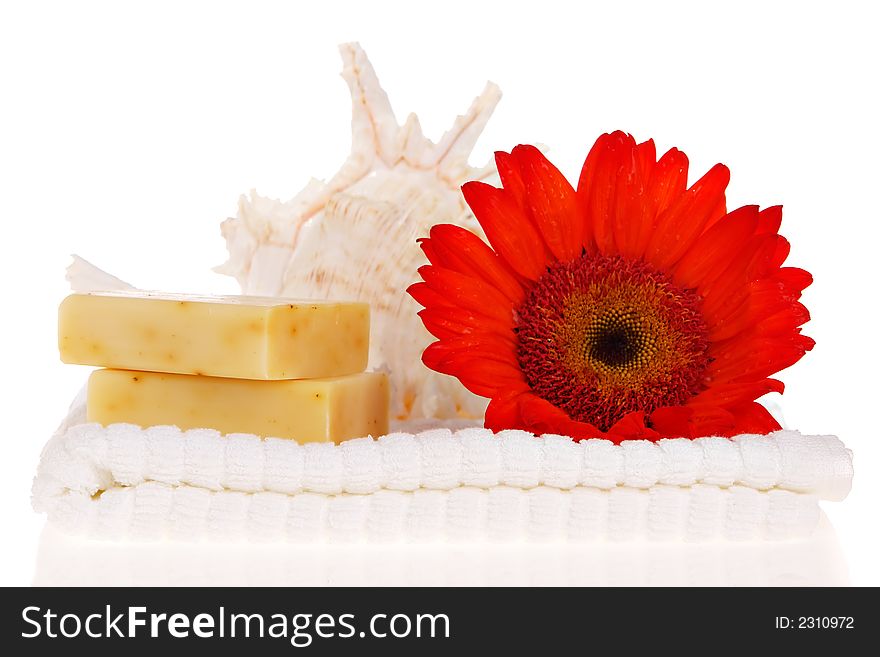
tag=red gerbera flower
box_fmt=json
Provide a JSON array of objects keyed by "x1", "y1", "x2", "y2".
[{"x1": 408, "y1": 131, "x2": 814, "y2": 442}]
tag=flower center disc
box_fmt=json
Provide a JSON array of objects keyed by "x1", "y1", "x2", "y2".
[{"x1": 515, "y1": 255, "x2": 711, "y2": 431}]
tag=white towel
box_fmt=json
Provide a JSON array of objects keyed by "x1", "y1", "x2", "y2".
[
  {"x1": 33, "y1": 422, "x2": 853, "y2": 500},
  {"x1": 42, "y1": 482, "x2": 820, "y2": 543},
  {"x1": 32, "y1": 398, "x2": 853, "y2": 543}
]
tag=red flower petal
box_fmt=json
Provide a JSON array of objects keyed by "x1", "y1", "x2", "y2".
[
  {"x1": 699, "y1": 234, "x2": 778, "y2": 323},
  {"x1": 422, "y1": 334, "x2": 518, "y2": 367},
  {"x1": 606, "y1": 137, "x2": 661, "y2": 257},
  {"x1": 745, "y1": 234, "x2": 788, "y2": 280},
  {"x1": 706, "y1": 338, "x2": 811, "y2": 384},
  {"x1": 437, "y1": 358, "x2": 528, "y2": 398},
  {"x1": 407, "y1": 282, "x2": 457, "y2": 309},
  {"x1": 606, "y1": 135, "x2": 648, "y2": 259},
  {"x1": 578, "y1": 131, "x2": 633, "y2": 256},
  {"x1": 423, "y1": 339, "x2": 526, "y2": 398},
  {"x1": 421, "y1": 224, "x2": 525, "y2": 304},
  {"x1": 461, "y1": 181, "x2": 550, "y2": 280},
  {"x1": 652, "y1": 405, "x2": 743, "y2": 438},
  {"x1": 688, "y1": 378, "x2": 784, "y2": 408},
  {"x1": 775, "y1": 267, "x2": 813, "y2": 299},
  {"x1": 485, "y1": 391, "x2": 525, "y2": 431},
  {"x1": 606, "y1": 411, "x2": 661, "y2": 442},
  {"x1": 417, "y1": 309, "x2": 465, "y2": 340},
  {"x1": 622, "y1": 139, "x2": 662, "y2": 259},
  {"x1": 635, "y1": 139, "x2": 657, "y2": 181},
  {"x1": 772, "y1": 239, "x2": 791, "y2": 270},
  {"x1": 763, "y1": 301, "x2": 811, "y2": 332},
  {"x1": 510, "y1": 145, "x2": 583, "y2": 261},
  {"x1": 574, "y1": 140, "x2": 604, "y2": 255},
  {"x1": 495, "y1": 151, "x2": 527, "y2": 208},
  {"x1": 417, "y1": 265, "x2": 514, "y2": 327},
  {"x1": 417, "y1": 308, "x2": 516, "y2": 343},
  {"x1": 645, "y1": 147, "x2": 690, "y2": 220},
  {"x1": 578, "y1": 135, "x2": 701, "y2": 263},
  {"x1": 644, "y1": 163, "x2": 730, "y2": 270},
  {"x1": 702, "y1": 275, "x2": 800, "y2": 341},
  {"x1": 688, "y1": 406, "x2": 738, "y2": 436},
  {"x1": 672, "y1": 205, "x2": 760, "y2": 291},
  {"x1": 713, "y1": 303, "x2": 810, "y2": 344},
  {"x1": 631, "y1": 146, "x2": 691, "y2": 259},
  {"x1": 724, "y1": 402, "x2": 782, "y2": 435},
  {"x1": 516, "y1": 393, "x2": 606, "y2": 440},
  {"x1": 648, "y1": 406, "x2": 696, "y2": 438},
  {"x1": 756, "y1": 205, "x2": 783, "y2": 235}
]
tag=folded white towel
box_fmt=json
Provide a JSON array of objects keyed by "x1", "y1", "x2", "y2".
[
  {"x1": 43, "y1": 482, "x2": 820, "y2": 543},
  {"x1": 32, "y1": 397, "x2": 853, "y2": 543},
  {"x1": 34, "y1": 422, "x2": 853, "y2": 500}
]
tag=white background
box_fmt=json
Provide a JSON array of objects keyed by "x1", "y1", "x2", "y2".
[{"x1": 1, "y1": 0, "x2": 877, "y2": 585}]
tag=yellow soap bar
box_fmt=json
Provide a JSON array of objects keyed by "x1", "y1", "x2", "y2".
[
  {"x1": 86, "y1": 369, "x2": 389, "y2": 442},
  {"x1": 59, "y1": 292, "x2": 370, "y2": 379}
]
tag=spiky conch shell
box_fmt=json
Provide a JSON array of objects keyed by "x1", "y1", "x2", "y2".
[{"x1": 215, "y1": 43, "x2": 500, "y2": 421}]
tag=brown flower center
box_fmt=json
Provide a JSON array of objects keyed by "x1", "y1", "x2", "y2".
[{"x1": 515, "y1": 254, "x2": 711, "y2": 431}]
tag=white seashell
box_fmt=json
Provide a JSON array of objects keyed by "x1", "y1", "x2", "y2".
[
  {"x1": 66, "y1": 255, "x2": 133, "y2": 293},
  {"x1": 216, "y1": 43, "x2": 501, "y2": 421}
]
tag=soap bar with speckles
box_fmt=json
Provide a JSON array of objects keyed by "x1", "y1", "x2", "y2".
[
  {"x1": 87, "y1": 369, "x2": 389, "y2": 442},
  {"x1": 59, "y1": 292, "x2": 370, "y2": 379}
]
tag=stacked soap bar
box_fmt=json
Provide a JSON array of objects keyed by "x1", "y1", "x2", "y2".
[{"x1": 59, "y1": 292, "x2": 388, "y2": 443}]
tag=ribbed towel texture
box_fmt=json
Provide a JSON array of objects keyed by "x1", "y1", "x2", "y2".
[
  {"x1": 32, "y1": 405, "x2": 852, "y2": 542},
  {"x1": 43, "y1": 481, "x2": 821, "y2": 543}
]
